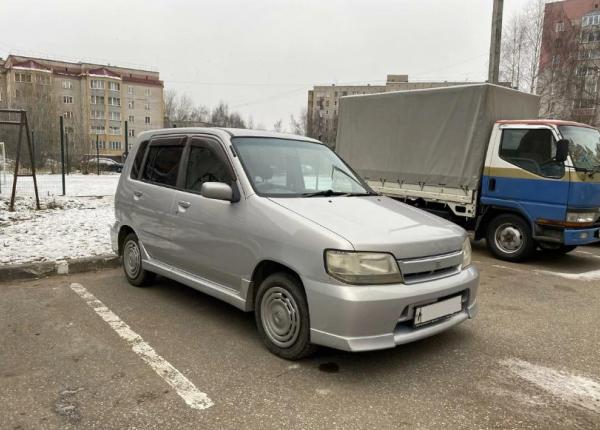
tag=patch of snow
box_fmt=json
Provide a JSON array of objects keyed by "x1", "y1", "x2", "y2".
[
  {"x1": 0, "y1": 173, "x2": 119, "y2": 198},
  {"x1": 501, "y1": 358, "x2": 600, "y2": 414}
]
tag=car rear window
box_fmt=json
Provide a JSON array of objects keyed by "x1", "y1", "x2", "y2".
[{"x1": 141, "y1": 144, "x2": 184, "y2": 187}]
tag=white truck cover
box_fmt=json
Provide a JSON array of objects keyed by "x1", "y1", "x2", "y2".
[{"x1": 336, "y1": 84, "x2": 540, "y2": 190}]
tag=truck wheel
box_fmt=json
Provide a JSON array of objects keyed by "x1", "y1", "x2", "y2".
[
  {"x1": 122, "y1": 233, "x2": 155, "y2": 287},
  {"x1": 486, "y1": 214, "x2": 536, "y2": 262},
  {"x1": 539, "y1": 244, "x2": 577, "y2": 254},
  {"x1": 255, "y1": 272, "x2": 316, "y2": 360}
]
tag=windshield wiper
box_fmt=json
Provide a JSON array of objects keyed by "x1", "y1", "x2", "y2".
[{"x1": 302, "y1": 189, "x2": 350, "y2": 197}]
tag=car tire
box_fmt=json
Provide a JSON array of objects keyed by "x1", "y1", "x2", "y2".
[
  {"x1": 122, "y1": 233, "x2": 155, "y2": 287},
  {"x1": 255, "y1": 272, "x2": 316, "y2": 360},
  {"x1": 539, "y1": 244, "x2": 577, "y2": 254},
  {"x1": 486, "y1": 213, "x2": 536, "y2": 262}
]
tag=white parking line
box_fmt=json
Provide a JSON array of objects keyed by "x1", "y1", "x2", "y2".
[
  {"x1": 69, "y1": 283, "x2": 213, "y2": 411},
  {"x1": 534, "y1": 269, "x2": 600, "y2": 282},
  {"x1": 501, "y1": 358, "x2": 600, "y2": 414}
]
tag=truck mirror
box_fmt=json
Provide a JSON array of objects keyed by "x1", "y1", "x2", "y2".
[{"x1": 555, "y1": 139, "x2": 569, "y2": 163}]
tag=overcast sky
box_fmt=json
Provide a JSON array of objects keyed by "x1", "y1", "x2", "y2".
[{"x1": 1, "y1": 0, "x2": 531, "y2": 129}]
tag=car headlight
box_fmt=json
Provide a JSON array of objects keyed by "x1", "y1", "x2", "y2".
[
  {"x1": 324, "y1": 250, "x2": 402, "y2": 285},
  {"x1": 462, "y1": 238, "x2": 472, "y2": 269},
  {"x1": 566, "y1": 210, "x2": 599, "y2": 224}
]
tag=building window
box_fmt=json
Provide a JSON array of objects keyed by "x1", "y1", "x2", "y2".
[
  {"x1": 145, "y1": 116, "x2": 150, "y2": 124},
  {"x1": 109, "y1": 111, "x2": 121, "y2": 121},
  {"x1": 64, "y1": 111, "x2": 74, "y2": 119},
  {"x1": 128, "y1": 115, "x2": 134, "y2": 123},
  {"x1": 109, "y1": 141, "x2": 121, "y2": 150},
  {"x1": 555, "y1": 21, "x2": 564, "y2": 32},
  {"x1": 15, "y1": 73, "x2": 32, "y2": 83},
  {"x1": 128, "y1": 129, "x2": 135, "y2": 137},
  {"x1": 91, "y1": 109, "x2": 105, "y2": 119},
  {"x1": 91, "y1": 125, "x2": 105, "y2": 134},
  {"x1": 63, "y1": 95, "x2": 74, "y2": 104},
  {"x1": 144, "y1": 88, "x2": 151, "y2": 96},
  {"x1": 583, "y1": 13, "x2": 600, "y2": 27},
  {"x1": 144, "y1": 102, "x2": 150, "y2": 110},
  {"x1": 15, "y1": 89, "x2": 22, "y2": 98},
  {"x1": 37, "y1": 74, "x2": 50, "y2": 85},
  {"x1": 552, "y1": 55, "x2": 561, "y2": 66},
  {"x1": 109, "y1": 82, "x2": 120, "y2": 91},
  {"x1": 91, "y1": 95, "x2": 105, "y2": 104},
  {"x1": 128, "y1": 86, "x2": 134, "y2": 95},
  {"x1": 109, "y1": 126, "x2": 121, "y2": 135},
  {"x1": 62, "y1": 80, "x2": 73, "y2": 89},
  {"x1": 108, "y1": 97, "x2": 120, "y2": 106},
  {"x1": 90, "y1": 79, "x2": 105, "y2": 89},
  {"x1": 128, "y1": 100, "x2": 135, "y2": 109}
]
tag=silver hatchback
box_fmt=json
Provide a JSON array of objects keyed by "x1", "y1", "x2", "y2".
[{"x1": 111, "y1": 128, "x2": 479, "y2": 359}]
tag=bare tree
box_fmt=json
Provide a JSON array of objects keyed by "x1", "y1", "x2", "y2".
[
  {"x1": 272, "y1": 119, "x2": 283, "y2": 133},
  {"x1": 289, "y1": 108, "x2": 308, "y2": 135}
]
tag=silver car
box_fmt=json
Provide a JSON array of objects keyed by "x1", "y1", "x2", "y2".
[{"x1": 111, "y1": 128, "x2": 479, "y2": 359}]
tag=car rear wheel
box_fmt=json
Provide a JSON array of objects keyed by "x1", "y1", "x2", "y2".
[
  {"x1": 122, "y1": 233, "x2": 155, "y2": 287},
  {"x1": 486, "y1": 214, "x2": 536, "y2": 262},
  {"x1": 255, "y1": 272, "x2": 316, "y2": 360}
]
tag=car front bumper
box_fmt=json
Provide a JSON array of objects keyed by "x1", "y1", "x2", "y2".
[
  {"x1": 304, "y1": 266, "x2": 479, "y2": 352},
  {"x1": 563, "y1": 226, "x2": 600, "y2": 245}
]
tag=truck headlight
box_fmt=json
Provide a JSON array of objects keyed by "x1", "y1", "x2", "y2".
[
  {"x1": 566, "y1": 210, "x2": 599, "y2": 224},
  {"x1": 462, "y1": 238, "x2": 472, "y2": 268},
  {"x1": 324, "y1": 250, "x2": 402, "y2": 285}
]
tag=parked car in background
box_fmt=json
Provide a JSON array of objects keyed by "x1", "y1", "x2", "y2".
[
  {"x1": 86, "y1": 157, "x2": 123, "y2": 173},
  {"x1": 111, "y1": 128, "x2": 479, "y2": 359}
]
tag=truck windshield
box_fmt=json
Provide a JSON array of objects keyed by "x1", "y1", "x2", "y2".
[
  {"x1": 559, "y1": 126, "x2": 600, "y2": 172},
  {"x1": 231, "y1": 137, "x2": 372, "y2": 197}
]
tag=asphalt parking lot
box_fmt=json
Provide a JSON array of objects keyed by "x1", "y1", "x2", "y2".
[{"x1": 1, "y1": 243, "x2": 600, "y2": 429}]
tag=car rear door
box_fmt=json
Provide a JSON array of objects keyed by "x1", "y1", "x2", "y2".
[
  {"x1": 131, "y1": 135, "x2": 186, "y2": 265},
  {"x1": 170, "y1": 135, "x2": 253, "y2": 291}
]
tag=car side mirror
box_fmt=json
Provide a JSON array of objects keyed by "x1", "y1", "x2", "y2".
[
  {"x1": 555, "y1": 139, "x2": 570, "y2": 163},
  {"x1": 201, "y1": 182, "x2": 234, "y2": 202}
]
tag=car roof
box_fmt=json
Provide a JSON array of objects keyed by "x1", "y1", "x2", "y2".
[
  {"x1": 496, "y1": 119, "x2": 597, "y2": 129},
  {"x1": 137, "y1": 127, "x2": 322, "y2": 144}
]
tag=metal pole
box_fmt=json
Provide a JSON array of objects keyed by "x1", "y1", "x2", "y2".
[
  {"x1": 96, "y1": 134, "x2": 100, "y2": 176},
  {"x1": 59, "y1": 115, "x2": 66, "y2": 196},
  {"x1": 488, "y1": 0, "x2": 504, "y2": 84},
  {"x1": 65, "y1": 132, "x2": 70, "y2": 174},
  {"x1": 124, "y1": 120, "x2": 129, "y2": 159},
  {"x1": 31, "y1": 130, "x2": 35, "y2": 169}
]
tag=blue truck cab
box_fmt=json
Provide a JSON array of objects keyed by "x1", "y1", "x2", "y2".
[{"x1": 477, "y1": 119, "x2": 600, "y2": 260}]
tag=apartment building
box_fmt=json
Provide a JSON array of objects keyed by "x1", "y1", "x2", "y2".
[
  {"x1": 307, "y1": 75, "x2": 480, "y2": 147},
  {"x1": 538, "y1": 0, "x2": 600, "y2": 125},
  {"x1": 0, "y1": 54, "x2": 164, "y2": 159}
]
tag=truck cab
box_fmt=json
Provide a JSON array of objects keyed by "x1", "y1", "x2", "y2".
[{"x1": 478, "y1": 120, "x2": 600, "y2": 260}]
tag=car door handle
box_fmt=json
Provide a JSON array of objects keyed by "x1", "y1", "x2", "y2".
[
  {"x1": 178, "y1": 200, "x2": 191, "y2": 209},
  {"x1": 133, "y1": 191, "x2": 143, "y2": 199}
]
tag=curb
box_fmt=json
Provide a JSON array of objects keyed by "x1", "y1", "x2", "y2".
[{"x1": 0, "y1": 255, "x2": 120, "y2": 282}]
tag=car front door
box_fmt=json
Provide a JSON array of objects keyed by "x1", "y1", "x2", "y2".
[
  {"x1": 132, "y1": 135, "x2": 186, "y2": 265},
  {"x1": 171, "y1": 136, "x2": 254, "y2": 292}
]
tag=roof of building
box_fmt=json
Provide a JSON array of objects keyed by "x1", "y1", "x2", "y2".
[{"x1": 496, "y1": 119, "x2": 597, "y2": 128}]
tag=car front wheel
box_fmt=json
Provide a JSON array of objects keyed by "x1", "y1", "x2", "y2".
[
  {"x1": 486, "y1": 214, "x2": 536, "y2": 262},
  {"x1": 255, "y1": 272, "x2": 315, "y2": 360}
]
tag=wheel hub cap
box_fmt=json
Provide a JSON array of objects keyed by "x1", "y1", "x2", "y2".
[
  {"x1": 495, "y1": 224, "x2": 524, "y2": 254},
  {"x1": 124, "y1": 241, "x2": 141, "y2": 278},
  {"x1": 260, "y1": 287, "x2": 300, "y2": 348}
]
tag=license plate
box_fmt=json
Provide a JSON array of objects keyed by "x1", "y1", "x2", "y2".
[{"x1": 414, "y1": 295, "x2": 462, "y2": 327}]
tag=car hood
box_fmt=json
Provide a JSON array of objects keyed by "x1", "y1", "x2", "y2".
[{"x1": 269, "y1": 195, "x2": 465, "y2": 259}]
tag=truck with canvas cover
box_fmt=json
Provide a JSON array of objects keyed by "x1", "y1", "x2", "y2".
[{"x1": 336, "y1": 84, "x2": 600, "y2": 261}]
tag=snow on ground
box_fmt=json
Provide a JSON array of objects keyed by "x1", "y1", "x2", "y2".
[
  {"x1": 0, "y1": 173, "x2": 119, "y2": 198},
  {"x1": 0, "y1": 175, "x2": 119, "y2": 265}
]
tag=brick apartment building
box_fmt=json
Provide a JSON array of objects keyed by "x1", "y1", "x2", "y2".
[
  {"x1": 539, "y1": 0, "x2": 600, "y2": 125},
  {"x1": 0, "y1": 54, "x2": 164, "y2": 160},
  {"x1": 306, "y1": 74, "x2": 484, "y2": 147}
]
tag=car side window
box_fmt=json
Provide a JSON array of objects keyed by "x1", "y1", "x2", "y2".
[
  {"x1": 130, "y1": 141, "x2": 149, "y2": 179},
  {"x1": 141, "y1": 142, "x2": 184, "y2": 187},
  {"x1": 499, "y1": 129, "x2": 565, "y2": 178},
  {"x1": 184, "y1": 140, "x2": 233, "y2": 193}
]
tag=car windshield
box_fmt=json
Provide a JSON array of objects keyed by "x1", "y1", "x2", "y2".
[
  {"x1": 231, "y1": 137, "x2": 371, "y2": 197},
  {"x1": 559, "y1": 126, "x2": 600, "y2": 172}
]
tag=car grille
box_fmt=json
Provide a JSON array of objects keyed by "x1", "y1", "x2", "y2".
[{"x1": 397, "y1": 250, "x2": 462, "y2": 284}]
